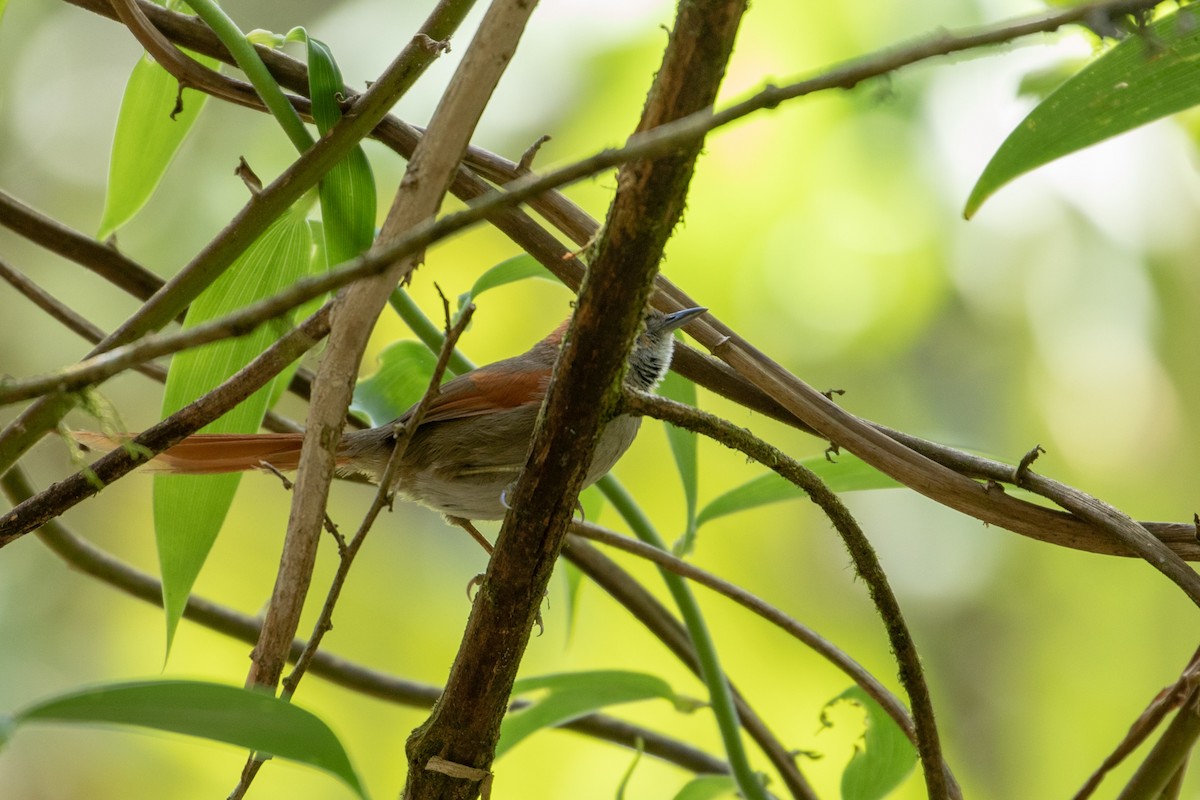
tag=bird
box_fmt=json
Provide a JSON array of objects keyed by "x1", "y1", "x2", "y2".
[{"x1": 76, "y1": 307, "x2": 707, "y2": 523}]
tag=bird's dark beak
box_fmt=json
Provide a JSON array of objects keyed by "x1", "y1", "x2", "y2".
[{"x1": 658, "y1": 306, "x2": 707, "y2": 333}]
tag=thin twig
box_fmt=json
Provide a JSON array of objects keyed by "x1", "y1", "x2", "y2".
[
  {"x1": 240, "y1": 0, "x2": 512, "y2": 721},
  {"x1": 283, "y1": 296, "x2": 474, "y2": 698},
  {"x1": 1116, "y1": 685, "x2": 1200, "y2": 799},
  {"x1": 0, "y1": 278, "x2": 327, "y2": 406},
  {"x1": 562, "y1": 536, "x2": 812, "y2": 799},
  {"x1": 0, "y1": 189, "x2": 166, "y2": 303},
  {"x1": 622, "y1": 391, "x2": 960, "y2": 799},
  {"x1": 567, "y1": 521, "x2": 918, "y2": 747},
  {"x1": 0, "y1": 257, "x2": 166, "y2": 383},
  {"x1": 1075, "y1": 645, "x2": 1200, "y2": 799}
]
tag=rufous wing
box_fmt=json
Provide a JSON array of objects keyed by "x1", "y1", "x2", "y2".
[{"x1": 413, "y1": 360, "x2": 552, "y2": 424}]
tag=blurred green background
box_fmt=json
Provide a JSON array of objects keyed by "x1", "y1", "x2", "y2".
[{"x1": 3, "y1": 0, "x2": 1200, "y2": 797}]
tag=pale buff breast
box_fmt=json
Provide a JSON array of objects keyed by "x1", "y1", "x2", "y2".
[{"x1": 355, "y1": 410, "x2": 643, "y2": 520}]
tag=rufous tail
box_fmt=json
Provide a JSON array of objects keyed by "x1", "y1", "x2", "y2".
[{"x1": 74, "y1": 432, "x2": 312, "y2": 475}]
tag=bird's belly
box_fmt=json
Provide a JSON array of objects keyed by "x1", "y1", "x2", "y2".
[{"x1": 399, "y1": 414, "x2": 642, "y2": 520}]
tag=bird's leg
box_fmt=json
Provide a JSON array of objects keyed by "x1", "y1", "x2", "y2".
[
  {"x1": 261, "y1": 461, "x2": 345, "y2": 552},
  {"x1": 446, "y1": 515, "x2": 494, "y2": 555},
  {"x1": 447, "y1": 515, "x2": 492, "y2": 602},
  {"x1": 446, "y1": 515, "x2": 544, "y2": 636}
]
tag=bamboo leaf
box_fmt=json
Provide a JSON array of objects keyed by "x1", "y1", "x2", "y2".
[
  {"x1": 822, "y1": 686, "x2": 915, "y2": 800},
  {"x1": 498, "y1": 671, "x2": 684, "y2": 759},
  {"x1": 8, "y1": 680, "x2": 366, "y2": 798},
  {"x1": 349, "y1": 341, "x2": 438, "y2": 427},
  {"x1": 304, "y1": 34, "x2": 377, "y2": 267},
  {"x1": 672, "y1": 775, "x2": 737, "y2": 800},
  {"x1": 98, "y1": 49, "x2": 219, "y2": 239},
  {"x1": 154, "y1": 203, "x2": 313, "y2": 652},
  {"x1": 966, "y1": 5, "x2": 1200, "y2": 217},
  {"x1": 696, "y1": 454, "x2": 899, "y2": 528},
  {"x1": 458, "y1": 254, "x2": 553, "y2": 310}
]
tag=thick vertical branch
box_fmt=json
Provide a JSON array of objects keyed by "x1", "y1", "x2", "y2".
[
  {"x1": 243, "y1": 0, "x2": 521, "y2": 693},
  {"x1": 402, "y1": 2, "x2": 750, "y2": 799}
]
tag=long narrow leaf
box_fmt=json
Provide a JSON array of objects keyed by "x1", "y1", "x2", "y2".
[
  {"x1": 305, "y1": 34, "x2": 376, "y2": 267},
  {"x1": 154, "y1": 203, "x2": 313, "y2": 651},
  {"x1": 966, "y1": 5, "x2": 1200, "y2": 217},
  {"x1": 7, "y1": 680, "x2": 366, "y2": 798},
  {"x1": 696, "y1": 454, "x2": 899, "y2": 528},
  {"x1": 458, "y1": 254, "x2": 553, "y2": 310},
  {"x1": 98, "y1": 49, "x2": 219, "y2": 239},
  {"x1": 497, "y1": 671, "x2": 684, "y2": 759},
  {"x1": 823, "y1": 686, "x2": 916, "y2": 800}
]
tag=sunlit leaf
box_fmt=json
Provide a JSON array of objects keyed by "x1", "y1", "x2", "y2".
[
  {"x1": 822, "y1": 686, "x2": 915, "y2": 800},
  {"x1": 660, "y1": 369, "x2": 699, "y2": 555},
  {"x1": 498, "y1": 671, "x2": 684, "y2": 759},
  {"x1": 8, "y1": 680, "x2": 366, "y2": 798},
  {"x1": 350, "y1": 341, "x2": 438, "y2": 427},
  {"x1": 672, "y1": 775, "x2": 737, "y2": 800},
  {"x1": 155, "y1": 202, "x2": 313, "y2": 652},
  {"x1": 696, "y1": 454, "x2": 898, "y2": 528},
  {"x1": 458, "y1": 254, "x2": 553, "y2": 310},
  {"x1": 966, "y1": 5, "x2": 1200, "y2": 217},
  {"x1": 98, "y1": 49, "x2": 219, "y2": 239}
]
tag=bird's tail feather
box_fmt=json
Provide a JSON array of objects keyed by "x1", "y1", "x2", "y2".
[{"x1": 74, "y1": 431, "x2": 312, "y2": 475}]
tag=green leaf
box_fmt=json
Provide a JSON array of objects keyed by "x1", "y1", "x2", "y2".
[
  {"x1": 304, "y1": 34, "x2": 377, "y2": 267},
  {"x1": 267, "y1": 227, "x2": 329, "y2": 410},
  {"x1": 696, "y1": 454, "x2": 899, "y2": 528},
  {"x1": 155, "y1": 202, "x2": 313, "y2": 652},
  {"x1": 966, "y1": 5, "x2": 1200, "y2": 217},
  {"x1": 98, "y1": 49, "x2": 219, "y2": 240},
  {"x1": 672, "y1": 775, "x2": 737, "y2": 800},
  {"x1": 498, "y1": 671, "x2": 684, "y2": 759},
  {"x1": 660, "y1": 369, "x2": 699, "y2": 555},
  {"x1": 10, "y1": 680, "x2": 366, "y2": 798},
  {"x1": 350, "y1": 341, "x2": 438, "y2": 427},
  {"x1": 458, "y1": 254, "x2": 553, "y2": 310},
  {"x1": 823, "y1": 686, "x2": 915, "y2": 800}
]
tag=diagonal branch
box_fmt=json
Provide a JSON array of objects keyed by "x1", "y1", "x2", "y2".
[{"x1": 622, "y1": 391, "x2": 957, "y2": 798}]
